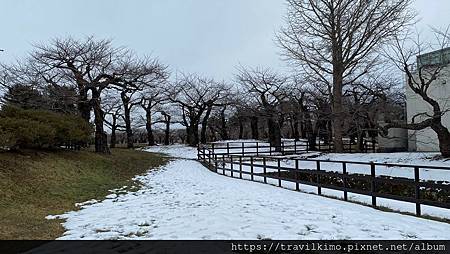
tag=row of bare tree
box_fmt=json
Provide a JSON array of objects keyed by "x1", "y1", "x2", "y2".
[
  {"x1": 1, "y1": 37, "x2": 169, "y2": 153},
  {"x1": 1, "y1": 0, "x2": 449, "y2": 157}
]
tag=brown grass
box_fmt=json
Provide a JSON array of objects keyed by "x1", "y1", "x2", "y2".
[{"x1": 0, "y1": 148, "x2": 168, "y2": 240}]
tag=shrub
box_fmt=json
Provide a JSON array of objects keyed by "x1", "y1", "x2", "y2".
[
  {"x1": 0, "y1": 130, "x2": 16, "y2": 149},
  {"x1": 0, "y1": 106, "x2": 92, "y2": 150}
]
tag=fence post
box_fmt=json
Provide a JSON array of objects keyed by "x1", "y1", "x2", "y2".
[
  {"x1": 197, "y1": 144, "x2": 200, "y2": 160},
  {"x1": 230, "y1": 156, "x2": 234, "y2": 178},
  {"x1": 415, "y1": 166, "x2": 421, "y2": 216},
  {"x1": 318, "y1": 140, "x2": 321, "y2": 151},
  {"x1": 294, "y1": 140, "x2": 297, "y2": 154},
  {"x1": 239, "y1": 156, "x2": 243, "y2": 179},
  {"x1": 343, "y1": 162, "x2": 348, "y2": 201},
  {"x1": 209, "y1": 149, "x2": 212, "y2": 166},
  {"x1": 256, "y1": 142, "x2": 259, "y2": 156},
  {"x1": 371, "y1": 162, "x2": 377, "y2": 208},
  {"x1": 306, "y1": 140, "x2": 309, "y2": 152},
  {"x1": 295, "y1": 159, "x2": 300, "y2": 191},
  {"x1": 277, "y1": 158, "x2": 281, "y2": 187},
  {"x1": 202, "y1": 146, "x2": 206, "y2": 162},
  {"x1": 250, "y1": 156, "x2": 254, "y2": 181},
  {"x1": 227, "y1": 142, "x2": 230, "y2": 156},
  {"x1": 316, "y1": 161, "x2": 321, "y2": 195},
  {"x1": 263, "y1": 157, "x2": 267, "y2": 184},
  {"x1": 281, "y1": 142, "x2": 285, "y2": 155},
  {"x1": 214, "y1": 154, "x2": 218, "y2": 173},
  {"x1": 241, "y1": 142, "x2": 245, "y2": 156},
  {"x1": 223, "y1": 154, "x2": 226, "y2": 175},
  {"x1": 212, "y1": 143, "x2": 215, "y2": 156},
  {"x1": 278, "y1": 158, "x2": 281, "y2": 187}
]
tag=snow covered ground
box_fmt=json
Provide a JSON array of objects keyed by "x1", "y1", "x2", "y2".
[
  {"x1": 220, "y1": 152, "x2": 450, "y2": 219},
  {"x1": 224, "y1": 153, "x2": 450, "y2": 182},
  {"x1": 142, "y1": 144, "x2": 198, "y2": 159},
  {"x1": 47, "y1": 145, "x2": 450, "y2": 240}
]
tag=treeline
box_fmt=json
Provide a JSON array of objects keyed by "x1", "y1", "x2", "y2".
[
  {"x1": 0, "y1": 36, "x2": 403, "y2": 154},
  {"x1": 1, "y1": 0, "x2": 449, "y2": 157}
]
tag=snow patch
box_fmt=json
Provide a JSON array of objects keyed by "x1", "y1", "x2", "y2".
[{"x1": 143, "y1": 145, "x2": 198, "y2": 159}]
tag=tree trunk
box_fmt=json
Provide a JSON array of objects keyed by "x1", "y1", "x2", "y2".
[
  {"x1": 292, "y1": 114, "x2": 300, "y2": 141},
  {"x1": 200, "y1": 105, "x2": 213, "y2": 144},
  {"x1": 305, "y1": 115, "x2": 317, "y2": 151},
  {"x1": 238, "y1": 117, "x2": 244, "y2": 139},
  {"x1": 186, "y1": 126, "x2": 192, "y2": 145},
  {"x1": 300, "y1": 121, "x2": 306, "y2": 139},
  {"x1": 124, "y1": 106, "x2": 134, "y2": 149},
  {"x1": 120, "y1": 92, "x2": 134, "y2": 149},
  {"x1": 220, "y1": 107, "x2": 229, "y2": 140},
  {"x1": 145, "y1": 109, "x2": 155, "y2": 146},
  {"x1": 92, "y1": 89, "x2": 109, "y2": 154},
  {"x1": 250, "y1": 116, "x2": 259, "y2": 140},
  {"x1": 268, "y1": 117, "x2": 282, "y2": 152},
  {"x1": 193, "y1": 124, "x2": 200, "y2": 146},
  {"x1": 356, "y1": 130, "x2": 364, "y2": 153},
  {"x1": 432, "y1": 123, "x2": 450, "y2": 158},
  {"x1": 78, "y1": 88, "x2": 91, "y2": 123},
  {"x1": 332, "y1": 41, "x2": 344, "y2": 152},
  {"x1": 164, "y1": 116, "x2": 171, "y2": 145},
  {"x1": 186, "y1": 124, "x2": 199, "y2": 146},
  {"x1": 110, "y1": 117, "x2": 117, "y2": 149}
]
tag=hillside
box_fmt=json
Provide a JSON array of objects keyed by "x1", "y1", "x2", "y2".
[{"x1": 0, "y1": 148, "x2": 168, "y2": 239}]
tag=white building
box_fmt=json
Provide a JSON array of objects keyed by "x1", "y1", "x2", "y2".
[{"x1": 406, "y1": 48, "x2": 450, "y2": 152}]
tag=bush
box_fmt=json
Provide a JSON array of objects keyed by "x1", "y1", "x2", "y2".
[
  {"x1": 0, "y1": 106, "x2": 92, "y2": 150},
  {"x1": 0, "y1": 130, "x2": 16, "y2": 149}
]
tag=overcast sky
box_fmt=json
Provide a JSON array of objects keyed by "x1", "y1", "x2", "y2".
[{"x1": 0, "y1": 0, "x2": 449, "y2": 81}]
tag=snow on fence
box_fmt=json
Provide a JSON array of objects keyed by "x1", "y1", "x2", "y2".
[{"x1": 197, "y1": 143, "x2": 450, "y2": 218}]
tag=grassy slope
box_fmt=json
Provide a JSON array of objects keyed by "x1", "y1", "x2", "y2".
[{"x1": 0, "y1": 148, "x2": 168, "y2": 240}]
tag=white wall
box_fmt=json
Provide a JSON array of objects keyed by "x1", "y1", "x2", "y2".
[{"x1": 406, "y1": 65, "x2": 450, "y2": 152}]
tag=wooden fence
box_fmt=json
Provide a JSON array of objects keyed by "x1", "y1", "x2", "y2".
[
  {"x1": 198, "y1": 139, "x2": 377, "y2": 158},
  {"x1": 197, "y1": 144, "x2": 450, "y2": 217}
]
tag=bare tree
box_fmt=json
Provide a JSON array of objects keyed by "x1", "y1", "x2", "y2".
[
  {"x1": 207, "y1": 104, "x2": 236, "y2": 141},
  {"x1": 383, "y1": 28, "x2": 450, "y2": 157},
  {"x1": 112, "y1": 55, "x2": 168, "y2": 148},
  {"x1": 277, "y1": 0, "x2": 415, "y2": 152},
  {"x1": 199, "y1": 81, "x2": 231, "y2": 144},
  {"x1": 103, "y1": 93, "x2": 124, "y2": 149},
  {"x1": 0, "y1": 60, "x2": 76, "y2": 112},
  {"x1": 237, "y1": 67, "x2": 289, "y2": 150},
  {"x1": 138, "y1": 77, "x2": 170, "y2": 146},
  {"x1": 154, "y1": 107, "x2": 173, "y2": 146},
  {"x1": 30, "y1": 37, "x2": 127, "y2": 153},
  {"x1": 167, "y1": 74, "x2": 228, "y2": 146}
]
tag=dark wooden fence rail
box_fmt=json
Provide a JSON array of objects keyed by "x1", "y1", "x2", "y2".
[
  {"x1": 198, "y1": 139, "x2": 377, "y2": 158},
  {"x1": 200, "y1": 140, "x2": 310, "y2": 157},
  {"x1": 197, "y1": 146, "x2": 450, "y2": 217}
]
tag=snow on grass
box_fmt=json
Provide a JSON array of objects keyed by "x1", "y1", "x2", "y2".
[
  {"x1": 47, "y1": 157, "x2": 450, "y2": 240},
  {"x1": 143, "y1": 145, "x2": 198, "y2": 159}
]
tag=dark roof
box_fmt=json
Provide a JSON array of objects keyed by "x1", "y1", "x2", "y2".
[{"x1": 417, "y1": 47, "x2": 450, "y2": 68}]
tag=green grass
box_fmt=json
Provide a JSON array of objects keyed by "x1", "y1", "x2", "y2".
[{"x1": 0, "y1": 148, "x2": 168, "y2": 240}]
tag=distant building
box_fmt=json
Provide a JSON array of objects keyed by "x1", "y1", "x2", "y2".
[{"x1": 406, "y1": 47, "x2": 450, "y2": 152}]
